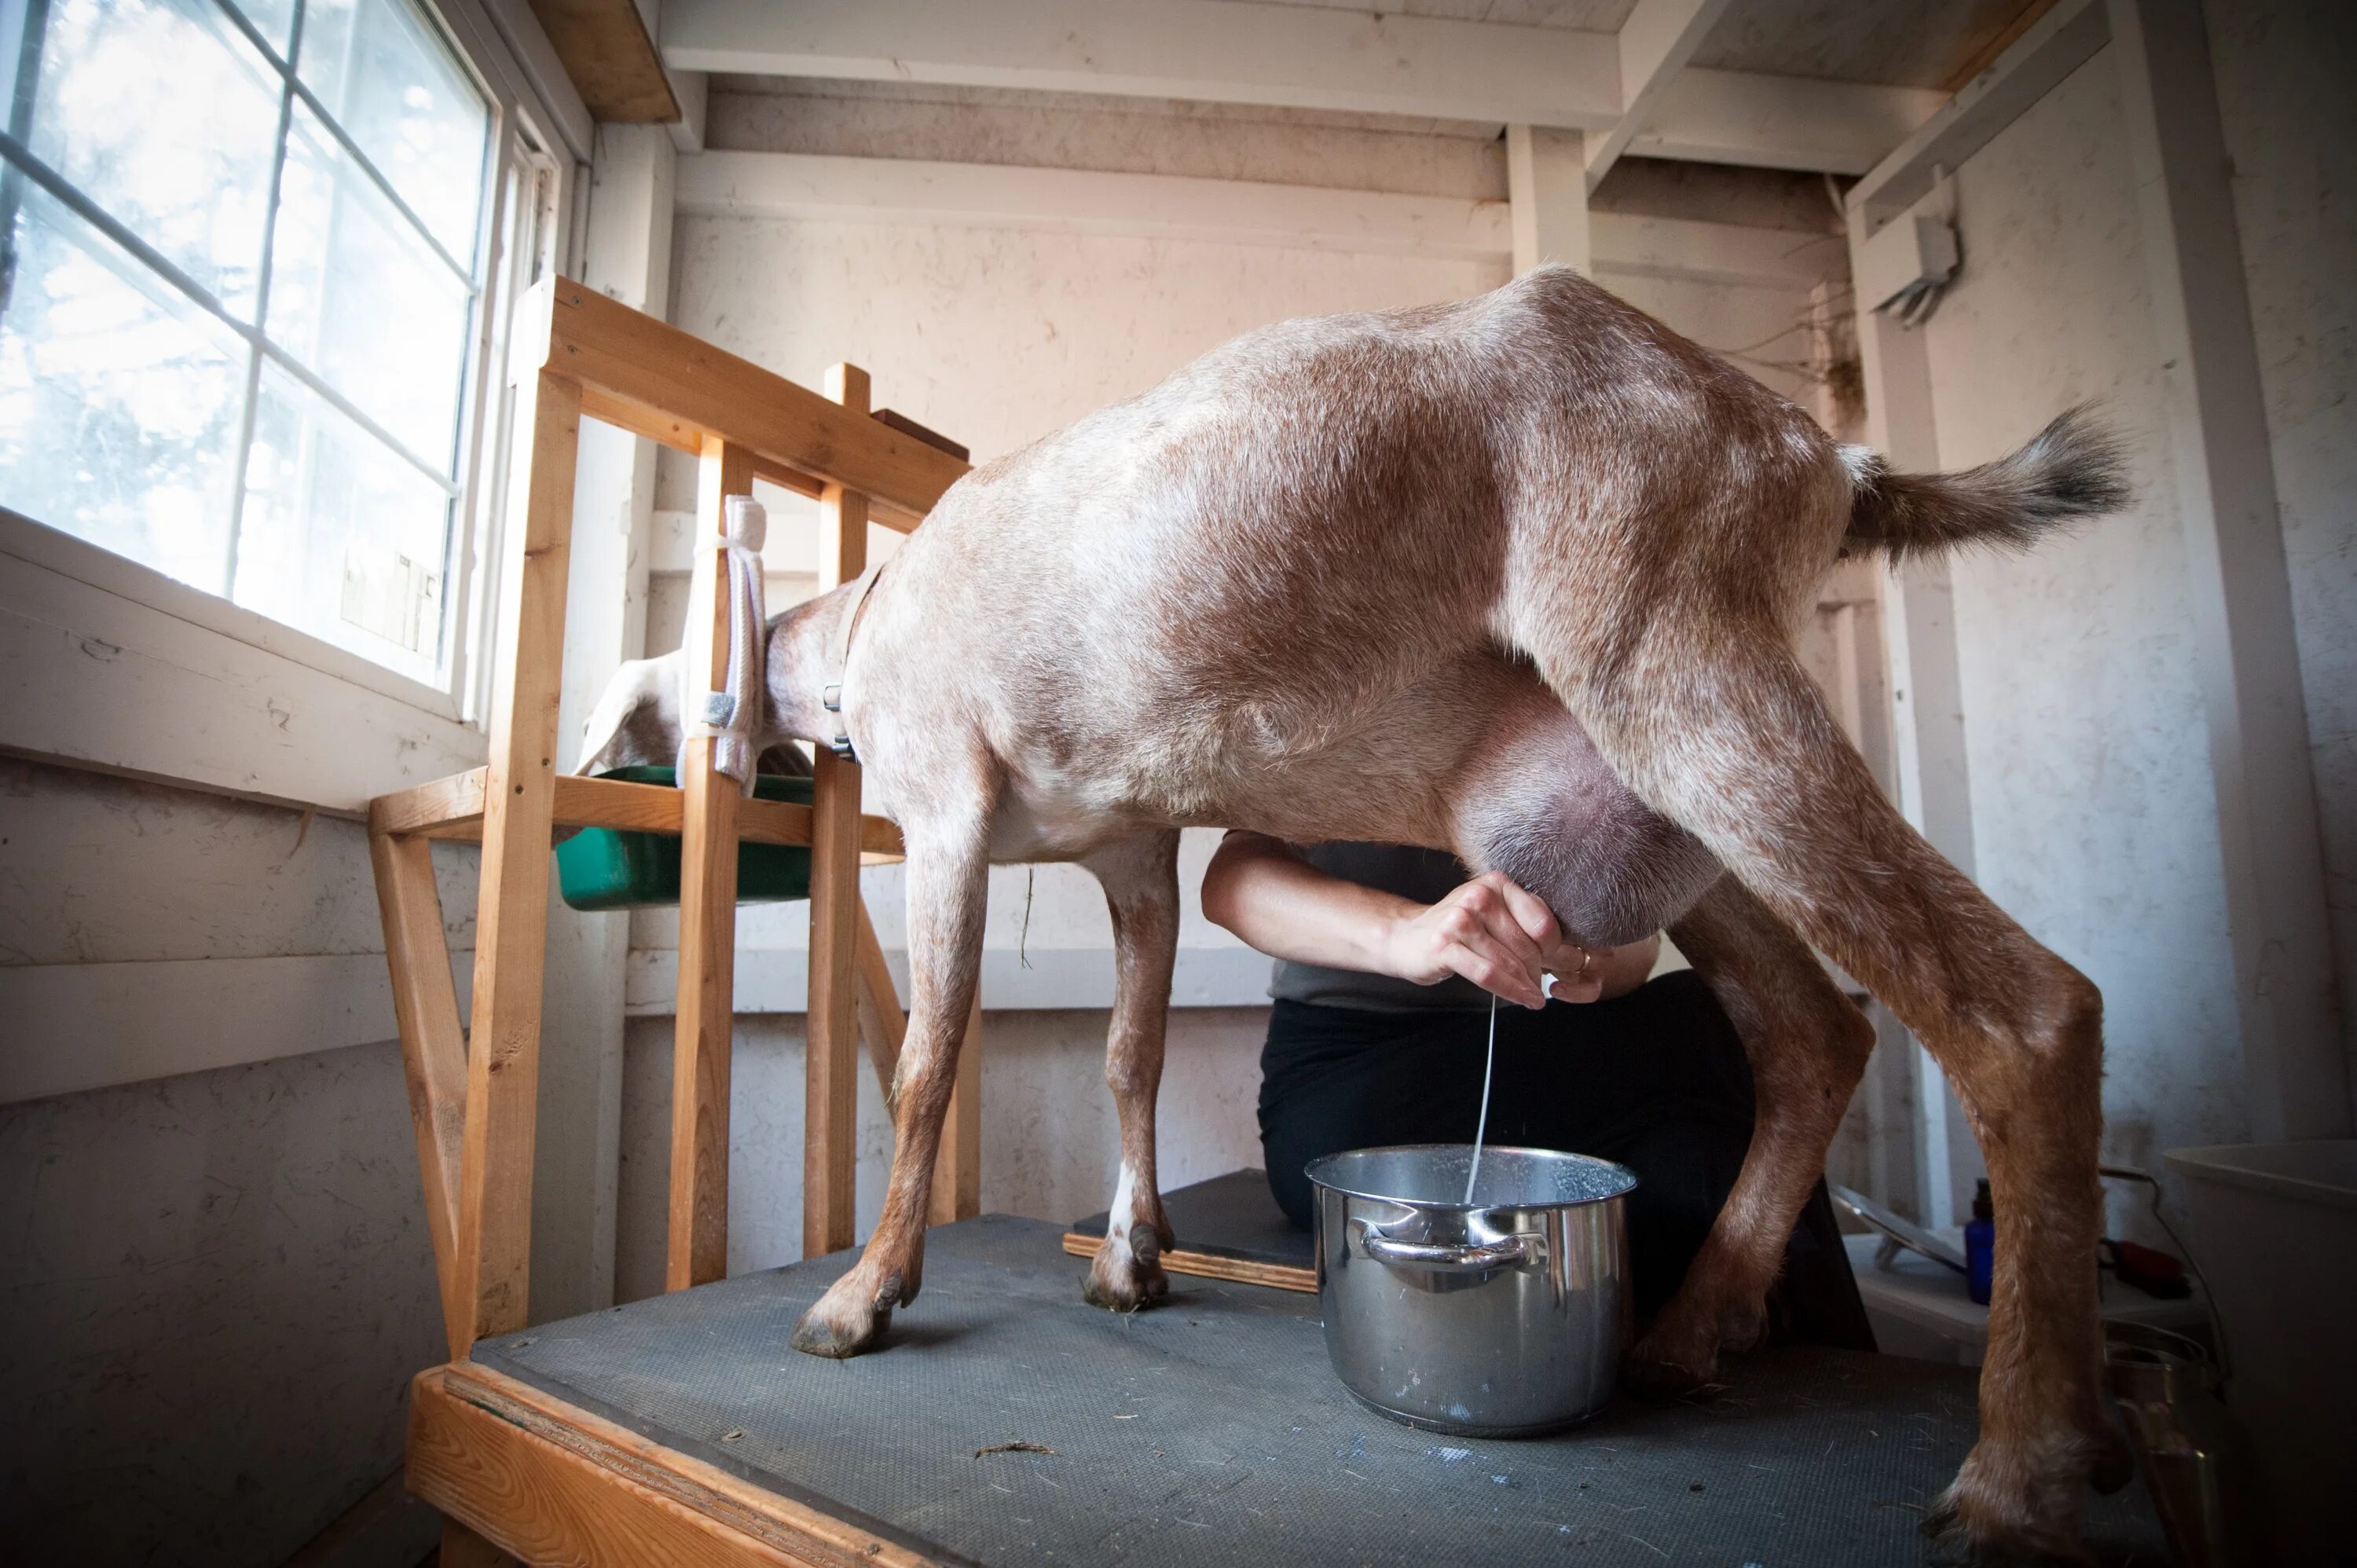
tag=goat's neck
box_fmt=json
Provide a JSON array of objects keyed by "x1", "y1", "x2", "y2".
[{"x1": 760, "y1": 586, "x2": 852, "y2": 747}]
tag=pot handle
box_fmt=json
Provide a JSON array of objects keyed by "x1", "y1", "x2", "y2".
[{"x1": 1360, "y1": 1227, "x2": 1541, "y2": 1274}]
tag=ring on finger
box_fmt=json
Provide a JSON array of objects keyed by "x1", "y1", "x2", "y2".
[{"x1": 1576, "y1": 948, "x2": 1595, "y2": 982}]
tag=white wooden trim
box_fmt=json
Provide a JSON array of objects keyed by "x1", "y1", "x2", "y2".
[
  {"x1": 662, "y1": 0, "x2": 1624, "y2": 129},
  {"x1": 1589, "y1": 213, "x2": 1843, "y2": 291},
  {"x1": 1640, "y1": 70, "x2": 1944, "y2": 178},
  {"x1": 0, "y1": 522, "x2": 488, "y2": 817},
  {"x1": 1848, "y1": 0, "x2": 2109, "y2": 225},
  {"x1": 678, "y1": 150, "x2": 1511, "y2": 259},
  {"x1": 1846, "y1": 200, "x2": 1974, "y2": 1229},
  {"x1": 625, "y1": 945, "x2": 1276, "y2": 1016},
  {"x1": 2107, "y1": 0, "x2": 2349, "y2": 1138},
  {"x1": 1583, "y1": 0, "x2": 1736, "y2": 192},
  {"x1": 1, "y1": 509, "x2": 467, "y2": 720},
  {"x1": 675, "y1": 152, "x2": 1846, "y2": 291},
  {"x1": 660, "y1": 0, "x2": 1932, "y2": 176},
  {"x1": 0, "y1": 953, "x2": 475, "y2": 1105},
  {"x1": 1508, "y1": 125, "x2": 1590, "y2": 276}
]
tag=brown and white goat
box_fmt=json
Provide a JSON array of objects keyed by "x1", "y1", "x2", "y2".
[{"x1": 587, "y1": 266, "x2": 2131, "y2": 1559}]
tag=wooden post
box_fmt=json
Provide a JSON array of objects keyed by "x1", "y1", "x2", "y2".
[
  {"x1": 805, "y1": 363, "x2": 870, "y2": 1259},
  {"x1": 456, "y1": 366, "x2": 582, "y2": 1351},
  {"x1": 1846, "y1": 196, "x2": 1976, "y2": 1231},
  {"x1": 665, "y1": 438, "x2": 754, "y2": 1291},
  {"x1": 368, "y1": 826, "x2": 471, "y2": 1357},
  {"x1": 1505, "y1": 124, "x2": 1591, "y2": 276},
  {"x1": 929, "y1": 995, "x2": 984, "y2": 1226}
]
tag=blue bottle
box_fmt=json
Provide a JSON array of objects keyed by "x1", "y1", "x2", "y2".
[{"x1": 1965, "y1": 1178, "x2": 1996, "y2": 1306}]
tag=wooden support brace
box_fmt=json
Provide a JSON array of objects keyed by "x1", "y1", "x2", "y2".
[
  {"x1": 372, "y1": 768, "x2": 905, "y2": 858},
  {"x1": 854, "y1": 898, "x2": 906, "y2": 1094},
  {"x1": 805, "y1": 362, "x2": 871, "y2": 1260},
  {"x1": 454, "y1": 368, "x2": 582, "y2": 1352},
  {"x1": 666, "y1": 438, "x2": 757, "y2": 1291},
  {"x1": 929, "y1": 994, "x2": 984, "y2": 1227},
  {"x1": 366, "y1": 826, "x2": 471, "y2": 1357}
]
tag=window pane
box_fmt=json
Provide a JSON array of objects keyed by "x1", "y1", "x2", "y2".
[
  {"x1": 234, "y1": 361, "x2": 451, "y2": 678},
  {"x1": 297, "y1": 0, "x2": 490, "y2": 262},
  {"x1": 0, "y1": 181, "x2": 247, "y2": 591},
  {"x1": 23, "y1": 0, "x2": 283, "y2": 321},
  {"x1": 266, "y1": 99, "x2": 472, "y2": 466},
  {"x1": 226, "y1": 0, "x2": 298, "y2": 56}
]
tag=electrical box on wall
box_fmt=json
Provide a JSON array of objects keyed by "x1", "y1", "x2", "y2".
[{"x1": 1858, "y1": 212, "x2": 1960, "y2": 325}]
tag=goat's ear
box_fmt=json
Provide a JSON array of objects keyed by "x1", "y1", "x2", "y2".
[{"x1": 577, "y1": 650, "x2": 687, "y2": 775}]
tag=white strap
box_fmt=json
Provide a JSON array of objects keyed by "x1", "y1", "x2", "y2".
[{"x1": 680, "y1": 494, "x2": 768, "y2": 793}]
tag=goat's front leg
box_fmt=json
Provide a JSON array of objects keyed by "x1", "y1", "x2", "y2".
[
  {"x1": 1080, "y1": 831, "x2": 1182, "y2": 1311},
  {"x1": 1628, "y1": 874, "x2": 1875, "y2": 1388},
  {"x1": 790, "y1": 808, "x2": 991, "y2": 1359}
]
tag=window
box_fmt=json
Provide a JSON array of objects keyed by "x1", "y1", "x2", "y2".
[{"x1": 0, "y1": 0, "x2": 505, "y2": 687}]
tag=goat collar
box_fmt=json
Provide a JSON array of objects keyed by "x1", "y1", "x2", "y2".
[{"x1": 821, "y1": 562, "x2": 886, "y2": 764}]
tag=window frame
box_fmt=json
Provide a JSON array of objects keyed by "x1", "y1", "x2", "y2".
[{"x1": 0, "y1": 0, "x2": 587, "y2": 808}]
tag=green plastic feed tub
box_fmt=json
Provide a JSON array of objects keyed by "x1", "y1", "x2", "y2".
[{"x1": 555, "y1": 766, "x2": 812, "y2": 911}]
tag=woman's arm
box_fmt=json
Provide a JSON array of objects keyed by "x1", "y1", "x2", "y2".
[{"x1": 1201, "y1": 832, "x2": 1657, "y2": 1008}]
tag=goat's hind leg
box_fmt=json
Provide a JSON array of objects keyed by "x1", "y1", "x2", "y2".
[
  {"x1": 1080, "y1": 831, "x2": 1182, "y2": 1311},
  {"x1": 1539, "y1": 632, "x2": 2120, "y2": 1560},
  {"x1": 1626, "y1": 874, "x2": 1875, "y2": 1390},
  {"x1": 790, "y1": 796, "x2": 992, "y2": 1359}
]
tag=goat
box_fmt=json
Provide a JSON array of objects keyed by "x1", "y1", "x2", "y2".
[{"x1": 585, "y1": 266, "x2": 2131, "y2": 1559}]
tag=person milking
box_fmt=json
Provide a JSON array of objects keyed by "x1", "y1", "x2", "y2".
[{"x1": 1201, "y1": 835, "x2": 1873, "y2": 1346}]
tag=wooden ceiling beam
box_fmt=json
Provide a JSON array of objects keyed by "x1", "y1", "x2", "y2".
[{"x1": 529, "y1": 0, "x2": 680, "y2": 123}]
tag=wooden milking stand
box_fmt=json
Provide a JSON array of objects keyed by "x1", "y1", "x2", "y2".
[{"x1": 367, "y1": 279, "x2": 973, "y2": 1563}]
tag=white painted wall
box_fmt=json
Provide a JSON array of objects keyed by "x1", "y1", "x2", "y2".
[
  {"x1": 0, "y1": 760, "x2": 463, "y2": 1563},
  {"x1": 2203, "y1": 0, "x2": 2357, "y2": 1113},
  {"x1": 1913, "y1": 42, "x2": 2272, "y2": 1226}
]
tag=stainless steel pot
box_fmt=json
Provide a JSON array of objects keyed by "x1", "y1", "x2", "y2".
[{"x1": 1307, "y1": 1145, "x2": 1634, "y2": 1437}]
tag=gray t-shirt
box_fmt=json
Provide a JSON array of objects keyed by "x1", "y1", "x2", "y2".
[{"x1": 1267, "y1": 841, "x2": 1492, "y2": 1013}]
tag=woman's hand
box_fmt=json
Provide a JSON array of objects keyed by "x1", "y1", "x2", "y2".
[
  {"x1": 1199, "y1": 833, "x2": 1659, "y2": 1008},
  {"x1": 1380, "y1": 870, "x2": 1600, "y2": 1009}
]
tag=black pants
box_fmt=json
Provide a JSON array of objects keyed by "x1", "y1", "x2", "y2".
[{"x1": 1259, "y1": 971, "x2": 1873, "y2": 1349}]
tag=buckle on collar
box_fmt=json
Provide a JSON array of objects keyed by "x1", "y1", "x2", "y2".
[{"x1": 821, "y1": 683, "x2": 856, "y2": 763}]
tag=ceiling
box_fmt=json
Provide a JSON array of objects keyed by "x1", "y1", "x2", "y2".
[{"x1": 1243, "y1": 0, "x2": 2046, "y2": 89}]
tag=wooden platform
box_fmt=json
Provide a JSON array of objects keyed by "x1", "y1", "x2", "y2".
[
  {"x1": 414, "y1": 1215, "x2": 2169, "y2": 1566},
  {"x1": 1063, "y1": 1167, "x2": 1315, "y2": 1293}
]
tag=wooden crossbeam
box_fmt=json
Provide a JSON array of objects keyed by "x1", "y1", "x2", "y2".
[
  {"x1": 521, "y1": 283, "x2": 970, "y2": 530},
  {"x1": 371, "y1": 769, "x2": 905, "y2": 859},
  {"x1": 409, "y1": 1365, "x2": 926, "y2": 1567},
  {"x1": 1057, "y1": 1232, "x2": 1317, "y2": 1295}
]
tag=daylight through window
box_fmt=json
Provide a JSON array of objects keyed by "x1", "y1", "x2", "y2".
[{"x1": 0, "y1": 0, "x2": 493, "y2": 683}]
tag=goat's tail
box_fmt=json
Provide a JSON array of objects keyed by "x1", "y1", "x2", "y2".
[{"x1": 1840, "y1": 405, "x2": 2130, "y2": 562}]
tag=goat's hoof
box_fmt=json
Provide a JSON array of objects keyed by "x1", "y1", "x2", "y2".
[
  {"x1": 1620, "y1": 1350, "x2": 1713, "y2": 1398},
  {"x1": 790, "y1": 1275, "x2": 895, "y2": 1359},
  {"x1": 1082, "y1": 1241, "x2": 1170, "y2": 1313},
  {"x1": 1622, "y1": 1313, "x2": 1723, "y2": 1396},
  {"x1": 1924, "y1": 1441, "x2": 2094, "y2": 1566},
  {"x1": 1716, "y1": 1301, "x2": 1769, "y2": 1356}
]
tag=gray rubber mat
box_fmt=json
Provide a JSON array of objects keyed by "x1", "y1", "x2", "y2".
[{"x1": 474, "y1": 1214, "x2": 2167, "y2": 1566}]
